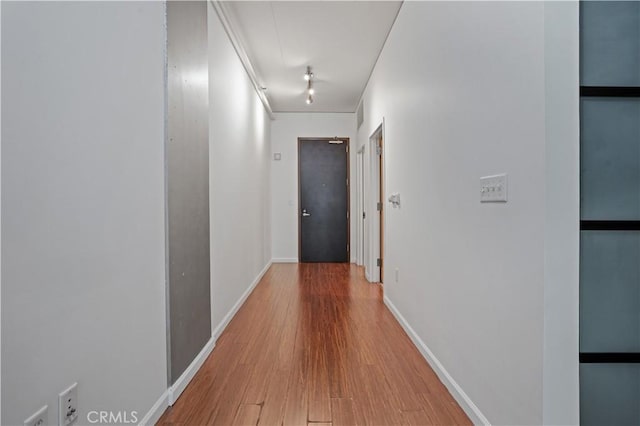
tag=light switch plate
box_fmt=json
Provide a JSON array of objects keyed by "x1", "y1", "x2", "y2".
[
  {"x1": 480, "y1": 174, "x2": 508, "y2": 202},
  {"x1": 273, "y1": 153, "x2": 281, "y2": 161}
]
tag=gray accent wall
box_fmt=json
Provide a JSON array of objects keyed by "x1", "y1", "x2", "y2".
[{"x1": 167, "y1": 0, "x2": 212, "y2": 384}]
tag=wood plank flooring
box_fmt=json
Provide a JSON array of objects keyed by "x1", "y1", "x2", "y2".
[{"x1": 157, "y1": 263, "x2": 471, "y2": 426}]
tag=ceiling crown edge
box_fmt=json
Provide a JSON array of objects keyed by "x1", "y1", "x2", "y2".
[{"x1": 209, "y1": 0, "x2": 275, "y2": 120}]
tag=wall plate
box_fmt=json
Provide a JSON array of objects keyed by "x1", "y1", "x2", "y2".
[
  {"x1": 480, "y1": 174, "x2": 508, "y2": 202},
  {"x1": 24, "y1": 405, "x2": 48, "y2": 426},
  {"x1": 59, "y1": 383, "x2": 78, "y2": 426}
]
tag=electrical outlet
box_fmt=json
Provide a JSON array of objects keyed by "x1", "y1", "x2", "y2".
[
  {"x1": 58, "y1": 383, "x2": 78, "y2": 426},
  {"x1": 24, "y1": 405, "x2": 48, "y2": 426}
]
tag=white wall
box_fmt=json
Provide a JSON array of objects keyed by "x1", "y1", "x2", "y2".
[
  {"x1": 271, "y1": 113, "x2": 357, "y2": 262},
  {"x1": 542, "y1": 2, "x2": 580, "y2": 425},
  {"x1": 0, "y1": 2, "x2": 3, "y2": 421},
  {"x1": 1, "y1": 2, "x2": 167, "y2": 425},
  {"x1": 208, "y1": 2, "x2": 272, "y2": 336},
  {"x1": 358, "y1": 2, "x2": 578, "y2": 424}
]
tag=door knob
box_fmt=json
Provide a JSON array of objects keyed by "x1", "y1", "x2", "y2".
[{"x1": 302, "y1": 209, "x2": 311, "y2": 217}]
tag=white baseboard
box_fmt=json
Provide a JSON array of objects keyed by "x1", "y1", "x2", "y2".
[
  {"x1": 271, "y1": 258, "x2": 298, "y2": 263},
  {"x1": 138, "y1": 389, "x2": 169, "y2": 426},
  {"x1": 143, "y1": 262, "x2": 273, "y2": 421},
  {"x1": 168, "y1": 336, "x2": 216, "y2": 405},
  {"x1": 383, "y1": 295, "x2": 491, "y2": 426},
  {"x1": 212, "y1": 261, "x2": 272, "y2": 339}
]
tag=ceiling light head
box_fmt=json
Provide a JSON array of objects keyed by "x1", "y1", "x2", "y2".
[
  {"x1": 304, "y1": 66, "x2": 313, "y2": 81},
  {"x1": 306, "y1": 95, "x2": 313, "y2": 105},
  {"x1": 308, "y1": 88, "x2": 315, "y2": 95}
]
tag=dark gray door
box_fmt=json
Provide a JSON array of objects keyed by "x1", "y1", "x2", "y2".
[{"x1": 299, "y1": 139, "x2": 349, "y2": 262}]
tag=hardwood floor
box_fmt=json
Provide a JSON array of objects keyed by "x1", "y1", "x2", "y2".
[{"x1": 157, "y1": 263, "x2": 471, "y2": 426}]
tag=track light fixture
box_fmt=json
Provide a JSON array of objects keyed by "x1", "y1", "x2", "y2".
[{"x1": 304, "y1": 66, "x2": 314, "y2": 105}]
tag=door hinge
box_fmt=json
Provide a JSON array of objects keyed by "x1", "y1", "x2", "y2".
[
  {"x1": 347, "y1": 244, "x2": 350, "y2": 252},
  {"x1": 376, "y1": 202, "x2": 382, "y2": 211},
  {"x1": 346, "y1": 145, "x2": 349, "y2": 153},
  {"x1": 346, "y1": 178, "x2": 349, "y2": 186},
  {"x1": 376, "y1": 144, "x2": 382, "y2": 156},
  {"x1": 347, "y1": 211, "x2": 349, "y2": 219},
  {"x1": 376, "y1": 258, "x2": 382, "y2": 267},
  {"x1": 363, "y1": 211, "x2": 366, "y2": 219}
]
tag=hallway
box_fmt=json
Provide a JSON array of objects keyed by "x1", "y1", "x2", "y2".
[
  {"x1": 2, "y1": 2, "x2": 583, "y2": 424},
  {"x1": 158, "y1": 263, "x2": 470, "y2": 425}
]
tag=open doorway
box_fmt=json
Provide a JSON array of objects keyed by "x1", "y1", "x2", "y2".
[
  {"x1": 367, "y1": 124, "x2": 384, "y2": 283},
  {"x1": 356, "y1": 145, "x2": 366, "y2": 266}
]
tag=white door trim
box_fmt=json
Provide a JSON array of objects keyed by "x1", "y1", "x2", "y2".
[{"x1": 365, "y1": 122, "x2": 384, "y2": 283}]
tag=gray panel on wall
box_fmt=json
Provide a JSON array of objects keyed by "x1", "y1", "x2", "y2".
[
  {"x1": 580, "y1": 231, "x2": 640, "y2": 353},
  {"x1": 580, "y1": 98, "x2": 640, "y2": 220},
  {"x1": 580, "y1": 364, "x2": 640, "y2": 426},
  {"x1": 167, "y1": 0, "x2": 211, "y2": 384},
  {"x1": 580, "y1": 1, "x2": 640, "y2": 86}
]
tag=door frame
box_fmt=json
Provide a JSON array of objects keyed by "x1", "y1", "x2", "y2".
[
  {"x1": 356, "y1": 145, "x2": 366, "y2": 266},
  {"x1": 297, "y1": 137, "x2": 351, "y2": 262},
  {"x1": 366, "y1": 123, "x2": 384, "y2": 283}
]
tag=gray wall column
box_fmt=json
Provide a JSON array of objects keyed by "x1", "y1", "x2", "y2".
[{"x1": 166, "y1": 0, "x2": 212, "y2": 385}]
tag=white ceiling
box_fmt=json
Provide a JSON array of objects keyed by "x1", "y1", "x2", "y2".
[{"x1": 221, "y1": 1, "x2": 403, "y2": 113}]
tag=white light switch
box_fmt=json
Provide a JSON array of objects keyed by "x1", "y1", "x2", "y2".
[{"x1": 480, "y1": 174, "x2": 508, "y2": 203}]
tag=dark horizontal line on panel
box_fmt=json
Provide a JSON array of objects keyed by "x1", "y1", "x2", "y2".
[
  {"x1": 580, "y1": 220, "x2": 640, "y2": 231},
  {"x1": 580, "y1": 352, "x2": 640, "y2": 363},
  {"x1": 580, "y1": 86, "x2": 640, "y2": 97}
]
